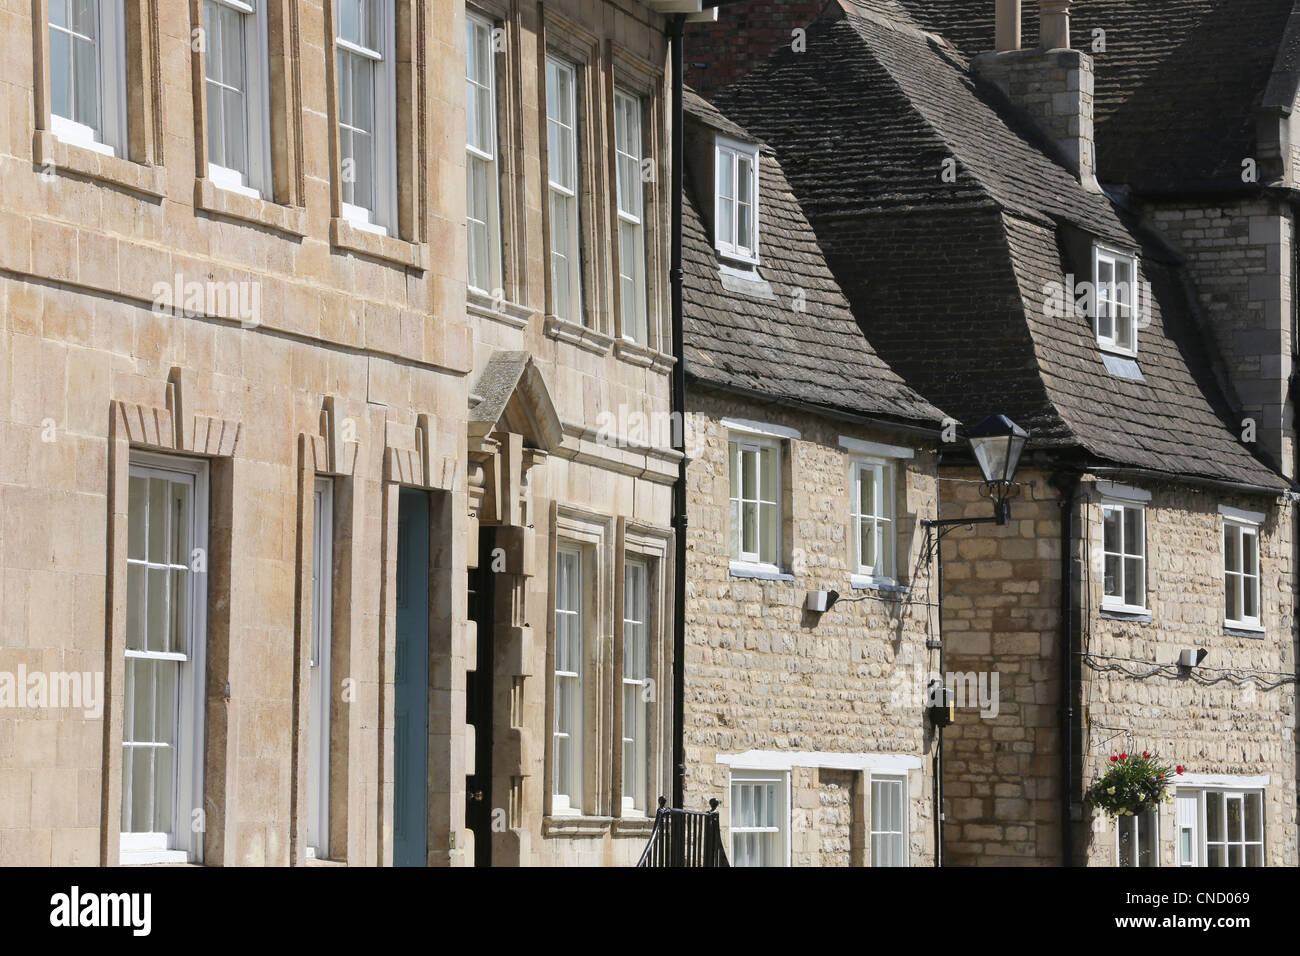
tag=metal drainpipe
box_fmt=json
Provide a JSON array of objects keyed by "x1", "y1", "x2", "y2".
[
  {"x1": 668, "y1": 12, "x2": 687, "y2": 811},
  {"x1": 1058, "y1": 473, "x2": 1081, "y2": 867},
  {"x1": 933, "y1": 449, "x2": 945, "y2": 867}
]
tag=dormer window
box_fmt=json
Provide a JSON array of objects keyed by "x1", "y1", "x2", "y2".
[
  {"x1": 1094, "y1": 244, "x2": 1139, "y2": 356},
  {"x1": 715, "y1": 137, "x2": 759, "y2": 264}
]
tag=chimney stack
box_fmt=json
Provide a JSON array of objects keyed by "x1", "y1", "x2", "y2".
[
  {"x1": 995, "y1": 0, "x2": 1021, "y2": 52},
  {"x1": 972, "y1": 0, "x2": 1098, "y2": 191}
]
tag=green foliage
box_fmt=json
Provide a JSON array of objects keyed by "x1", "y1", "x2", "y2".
[{"x1": 1086, "y1": 751, "x2": 1184, "y2": 817}]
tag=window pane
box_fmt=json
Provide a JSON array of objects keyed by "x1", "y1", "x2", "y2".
[
  {"x1": 126, "y1": 563, "x2": 145, "y2": 651},
  {"x1": 718, "y1": 192, "x2": 733, "y2": 247},
  {"x1": 741, "y1": 502, "x2": 756, "y2": 555},
  {"x1": 147, "y1": 478, "x2": 170, "y2": 563},
  {"x1": 1103, "y1": 507, "x2": 1119, "y2": 553},
  {"x1": 1224, "y1": 526, "x2": 1239, "y2": 572},
  {"x1": 1137, "y1": 811, "x2": 1156, "y2": 867},
  {"x1": 737, "y1": 159, "x2": 753, "y2": 249},
  {"x1": 130, "y1": 744, "x2": 152, "y2": 832},
  {"x1": 1245, "y1": 792, "x2": 1262, "y2": 842},
  {"x1": 718, "y1": 151, "x2": 734, "y2": 200},
  {"x1": 1226, "y1": 573, "x2": 1239, "y2": 620},
  {"x1": 50, "y1": 27, "x2": 71, "y2": 121},
  {"x1": 1117, "y1": 816, "x2": 1134, "y2": 866},
  {"x1": 146, "y1": 568, "x2": 168, "y2": 653},
  {"x1": 1243, "y1": 572, "x2": 1258, "y2": 619},
  {"x1": 1123, "y1": 508, "x2": 1141, "y2": 556},
  {"x1": 860, "y1": 468, "x2": 876, "y2": 519},
  {"x1": 1226, "y1": 796, "x2": 1243, "y2": 843},
  {"x1": 759, "y1": 502, "x2": 777, "y2": 564},
  {"x1": 168, "y1": 568, "x2": 189, "y2": 655},
  {"x1": 131, "y1": 658, "x2": 153, "y2": 743},
  {"x1": 1124, "y1": 556, "x2": 1142, "y2": 607},
  {"x1": 1104, "y1": 554, "x2": 1120, "y2": 598},
  {"x1": 1207, "y1": 791, "x2": 1223, "y2": 842},
  {"x1": 128, "y1": 476, "x2": 147, "y2": 560},
  {"x1": 759, "y1": 446, "x2": 777, "y2": 503},
  {"x1": 741, "y1": 447, "x2": 756, "y2": 501},
  {"x1": 337, "y1": 0, "x2": 359, "y2": 43}
]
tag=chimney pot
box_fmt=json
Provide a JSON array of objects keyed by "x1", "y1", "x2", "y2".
[
  {"x1": 1039, "y1": 0, "x2": 1072, "y2": 50},
  {"x1": 996, "y1": 0, "x2": 1022, "y2": 52}
]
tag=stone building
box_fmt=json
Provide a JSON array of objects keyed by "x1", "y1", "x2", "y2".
[
  {"x1": 0, "y1": 0, "x2": 696, "y2": 867},
  {"x1": 679, "y1": 90, "x2": 950, "y2": 866},
  {"x1": 696, "y1": 0, "x2": 1299, "y2": 866},
  {"x1": 461, "y1": 0, "x2": 686, "y2": 867}
]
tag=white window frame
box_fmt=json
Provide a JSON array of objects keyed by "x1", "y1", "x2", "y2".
[
  {"x1": 1093, "y1": 244, "x2": 1139, "y2": 356},
  {"x1": 621, "y1": 557, "x2": 650, "y2": 816},
  {"x1": 306, "y1": 477, "x2": 333, "y2": 859},
  {"x1": 1179, "y1": 788, "x2": 1266, "y2": 867},
  {"x1": 120, "y1": 452, "x2": 208, "y2": 866},
  {"x1": 545, "y1": 55, "x2": 583, "y2": 324},
  {"x1": 1101, "y1": 500, "x2": 1146, "y2": 613},
  {"x1": 728, "y1": 434, "x2": 781, "y2": 571},
  {"x1": 466, "y1": 11, "x2": 503, "y2": 295},
  {"x1": 48, "y1": 0, "x2": 128, "y2": 157},
  {"x1": 1114, "y1": 807, "x2": 1159, "y2": 867},
  {"x1": 614, "y1": 87, "x2": 647, "y2": 345},
  {"x1": 1176, "y1": 791, "x2": 1198, "y2": 867},
  {"x1": 851, "y1": 458, "x2": 896, "y2": 583},
  {"x1": 714, "y1": 136, "x2": 759, "y2": 264},
  {"x1": 729, "y1": 769, "x2": 790, "y2": 867},
  {"x1": 335, "y1": 0, "x2": 398, "y2": 234},
  {"x1": 203, "y1": 0, "x2": 273, "y2": 198},
  {"x1": 552, "y1": 544, "x2": 584, "y2": 815},
  {"x1": 869, "y1": 772, "x2": 908, "y2": 867},
  {"x1": 1223, "y1": 518, "x2": 1262, "y2": 630}
]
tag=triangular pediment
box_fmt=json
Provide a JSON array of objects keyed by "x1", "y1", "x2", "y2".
[{"x1": 467, "y1": 350, "x2": 563, "y2": 451}]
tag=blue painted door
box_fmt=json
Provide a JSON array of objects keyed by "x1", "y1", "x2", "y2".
[{"x1": 394, "y1": 489, "x2": 429, "y2": 866}]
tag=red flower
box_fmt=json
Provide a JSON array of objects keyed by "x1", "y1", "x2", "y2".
[
  {"x1": 1142, "y1": 751, "x2": 1150, "y2": 759},
  {"x1": 1110, "y1": 755, "x2": 1118, "y2": 762},
  {"x1": 1157, "y1": 773, "x2": 1164, "y2": 779},
  {"x1": 1176, "y1": 765, "x2": 1185, "y2": 775},
  {"x1": 1120, "y1": 753, "x2": 1128, "y2": 761}
]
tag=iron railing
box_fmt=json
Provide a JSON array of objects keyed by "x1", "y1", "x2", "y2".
[{"x1": 636, "y1": 796, "x2": 730, "y2": 867}]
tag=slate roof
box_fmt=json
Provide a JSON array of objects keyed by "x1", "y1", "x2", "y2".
[
  {"x1": 710, "y1": 1, "x2": 1286, "y2": 488},
  {"x1": 889, "y1": 0, "x2": 1300, "y2": 194},
  {"x1": 681, "y1": 88, "x2": 948, "y2": 429}
]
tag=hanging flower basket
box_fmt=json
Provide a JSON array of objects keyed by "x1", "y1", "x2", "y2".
[{"x1": 1086, "y1": 751, "x2": 1185, "y2": 817}]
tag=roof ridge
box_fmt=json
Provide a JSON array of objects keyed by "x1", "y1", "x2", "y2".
[{"x1": 837, "y1": 5, "x2": 1101, "y2": 232}]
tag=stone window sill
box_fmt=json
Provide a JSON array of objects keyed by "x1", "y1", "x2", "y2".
[
  {"x1": 1101, "y1": 606, "x2": 1152, "y2": 623},
  {"x1": 542, "y1": 815, "x2": 614, "y2": 836},
  {"x1": 1225, "y1": 624, "x2": 1266, "y2": 639},
  {"x1": 729, "y1": 562, "x2": 794, "y2": 582},
  {"x1": 850, "y1": 574, "x2": 909, "y2": 594},
  {"x1": 35, "y1": 129, "x2": 166, "y2": 198},
  {"x1": 544, "y1": 313, "x2": 614, "y2": 354},
  {"x1": 196, "y1": 178, "x2": 307, "y2": 237},
  {"x1": 330, "y1": 216, "x2": 425, "y2": 271},
  {"x1": 611, "y1": 816, "x2": 655, "y2": 836},
  {"x1": 614, "y1": 338, "x2": 676, "y2": 373},
  {"x1": 468, "y1": 288, "x2": 534, "y2": 329}
]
